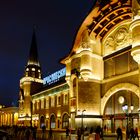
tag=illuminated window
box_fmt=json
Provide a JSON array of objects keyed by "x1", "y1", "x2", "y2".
[
  {"x1": 57, "y1": 96, "x2": 61, "y2": 106},
  {"x1": 50, "y1": 115, "x2": 56, "y2": 129},
  {"x1": 26, "y1": 68, "x2": 29, "y2": 71},
  {"x1": 62, "y1": 113, "x2": 69, "y2": 129},
  {"x1": 39, "y1": 73, "x2": 41, "y2": 78},
  {"x1": 46, "y1": 97, "x2": 49, "y2": 109},
  {"x1": 37, "y1": 100, "x2": 40, "y2": 110},
  {"x1": 41, "y1": 99, "x2": 44, "y2": 109},
  {"x1": 40, "y1": 116, "x2": 45, "y2": 128},
  {"x1": 64, "y1": 94, "x2": 68, "y2": 105},
  {"x1": 51, "y1": 96, "x2": 55, "y2": 107},
  {"x1": 32, "y1": 68, "x2": 35, "y2": 71}
]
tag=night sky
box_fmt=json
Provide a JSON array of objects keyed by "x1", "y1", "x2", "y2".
[{"x1": 0, "y1": 0, "x2": 95, "y2": 106}]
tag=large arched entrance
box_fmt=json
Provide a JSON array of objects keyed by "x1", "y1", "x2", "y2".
[{"x1": 101, "y1": 83, "x2": 139, "y2": 133}]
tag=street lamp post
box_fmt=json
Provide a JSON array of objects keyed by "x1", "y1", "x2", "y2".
[
  {"x1": 122, "y1": 104, "x2": 128, "y2": 128},
  {"x1": 78, "y1": 109, "x2": 86, "y2": 140},
  {"x1": 122, "y1": 104, "x2": 129, "y2": 140},
  {"x1": 122, "y1": 104, "x2": 134, "y2": 139}
]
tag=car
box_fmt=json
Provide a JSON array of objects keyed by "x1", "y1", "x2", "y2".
[{"x1": 0, "y1": 130, "x2": 9, "y2": 140}]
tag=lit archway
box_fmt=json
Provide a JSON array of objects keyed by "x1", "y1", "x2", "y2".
[{"x1": 101, "y1": 83, "x2": 139, "y2": 115}]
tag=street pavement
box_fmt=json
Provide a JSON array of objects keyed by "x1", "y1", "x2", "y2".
[
  {"x1": 9, "y1": 133, "x2": 119, "y2": 140},
  {"x1": 9, "y1": 131, "x2": 129, "y2": 140}
]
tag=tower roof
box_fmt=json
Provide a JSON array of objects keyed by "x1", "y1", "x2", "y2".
[{"x1": 27, "y1": 28, "x2": 40, "y2": 67}]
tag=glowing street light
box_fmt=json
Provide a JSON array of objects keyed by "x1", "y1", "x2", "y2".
[{"x1": 122, "y1": 104, "x2": 134, "y2": 139}]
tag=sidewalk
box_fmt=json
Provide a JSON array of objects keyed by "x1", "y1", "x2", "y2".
[
  {"x1": 10, "y1": 131, "x2": 128, "y2": 140},
  {"x1": 42, "y1": 132, "x2": 116, "y2": 140}
]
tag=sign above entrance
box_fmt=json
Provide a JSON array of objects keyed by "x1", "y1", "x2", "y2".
[{"x1": 43, "y1": 68, "x2": 66, "y2": 85}]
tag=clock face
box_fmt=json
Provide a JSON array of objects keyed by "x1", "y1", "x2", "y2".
[{"x1": 118, "y1": 96, "x2": 124, "y2": 104}]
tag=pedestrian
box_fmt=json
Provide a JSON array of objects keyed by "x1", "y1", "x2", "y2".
[
  {"x1": 32, "y1": 126, "x2": 37, "y2": 140},
  {"x1": 41, "y1": 124, "x2": 46, "y2": 139},
  {"x1": 126, "y1": 127, "x2": 130, "y2": 139},
  {"x1": 104, "y1": 125, "x2": 106, "y2": 133},
  {"x1": 130, "y1": 127, "x2": 135, "y2": 140},
  {"x1": 100, "y1": 127, "x2": 104, "y2": 140},
  {"x1": 135, "y1": 127, "x2": 139, "y2": 140},
  {"x1": 66, "y1": 127, "x2": 70, "y2": 138},
  {"x1": 90, "y1": 127, "x2": 93, "y2": 134},
  {"x1": 25, "y1": 127, "x2": 31, "y2": 140},
  {"x1": 42, "y1": 124, "x2": 46, "y2": 133},
  {"x1": 116, "y1": 127, "x2": 122, "y2": 140},
  {"x1": 95, "y1": 126, "x2": 101, "y2": 140},
  {"x1": 49, "y1": 128, "x2": 52, "y2": 139},
  {"x1": 77, "y1": 128, "x2": 81, "y2": 140}
]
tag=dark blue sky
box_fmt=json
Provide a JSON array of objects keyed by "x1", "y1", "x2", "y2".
[{"x1": 0, "y1": 0, "x2": 94, "y2": 106}]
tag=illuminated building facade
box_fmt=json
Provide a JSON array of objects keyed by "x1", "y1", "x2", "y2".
[
  {"x1": 0, "y1": 106, "x2": 18, "y2": 126},
  {"x1": 17, "y1": 0, "x2": 140, "y2": 133}
]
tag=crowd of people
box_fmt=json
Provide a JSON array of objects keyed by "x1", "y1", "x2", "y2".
[
  {"x1": 0, "y1": 125, "x2": 37, "y2": 140},
  {"x1": 1, "y1": 124, "x2": 140, "y2": 140},
  {"x1": 65, "y1": 126, "x2": 104, "y2": 140},
  {"x1": 117, "y1": 126, "x2": 139, "y2": 140}
]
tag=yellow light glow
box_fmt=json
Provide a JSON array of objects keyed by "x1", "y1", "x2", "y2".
[
  {"x1": 131, "y1": 47, "x2": 140, "y2": 63},
  {"x1": 14, "y1": 113, "x2": 18, "y2": 117},
  {"x1": 18, "y1": 118, "x2": 25, "y2": 121},
  {"x1": 32, "y1": 116, "x2": 39, "y2": 120},
  {"x1": 20, "y1": 77, "x2": 43, "y2": 84},
  {"x1": 76, "y1": 47, "x2": 92, "y2": 54},
  {"x1": 134, "y1": 15, "x2": 140, "y2": 21},
  {"x1": 46, "y1": 114, "x2": 49, "y2": 119},
  {"x1": 130, "y1": 20, "x2": 140, "y2": 31},
  {"x1": 32, "y1": 68, "x2": 35, "y2": 71},
  {"x1": 70, "y1": 107, "x2": 76, "y2": 112},
  {"x1": 75, "y1": 118, "x2": 102, "y2": 128},
  {"x1": 57, "y1": 111, "x2": 61, "y2": 118},
  {"x1": 77, "y1": 110, "x2": 100, "y2": 116}
]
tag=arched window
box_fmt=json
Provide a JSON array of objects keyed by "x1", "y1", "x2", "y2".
[
  {"x1": 62, "y1": 113, "x2": 69, "y2": 129},
  {"x1": 64, "y1": 94, "x2": 68, "y2": 105},
  {"x1": 50, "y1": 115, "x2": 56, "y2": 129},
  {"x1": 40, "y1": 115, "x2": 45, "y2": 128}
]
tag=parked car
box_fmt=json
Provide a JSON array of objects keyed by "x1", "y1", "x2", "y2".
[{"x1": 0, "y1": 130, "x2": 9, "y2": 140}]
